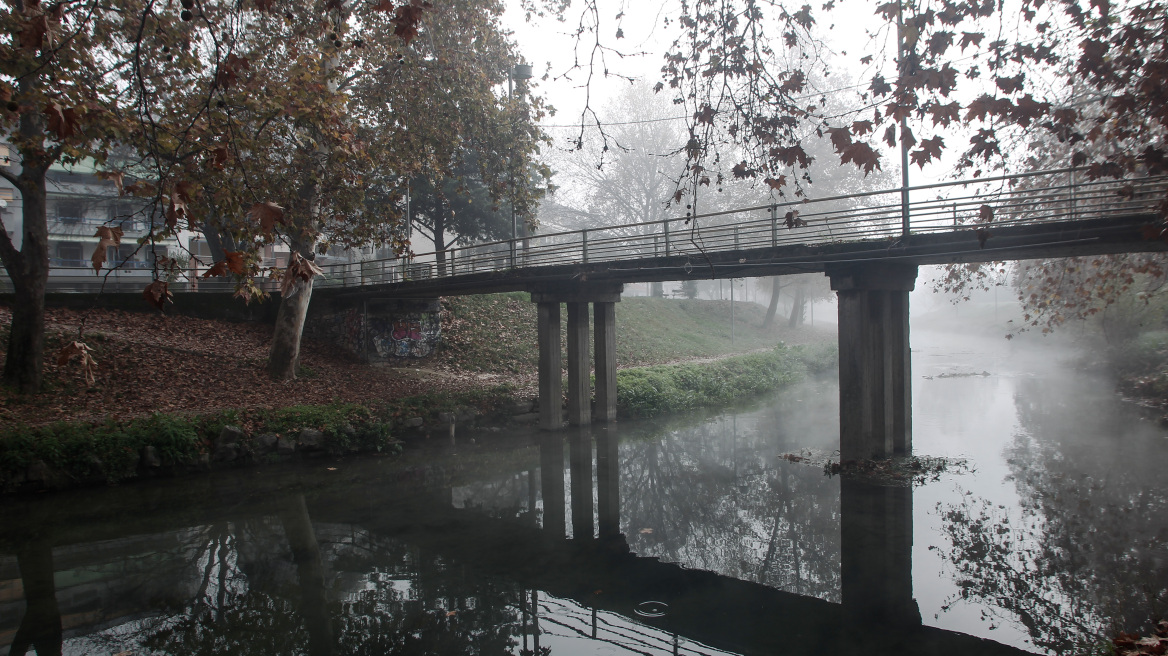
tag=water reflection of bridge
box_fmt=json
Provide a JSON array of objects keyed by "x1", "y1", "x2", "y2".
[{"x1": 0, "y1": 425, "x2": 1035, "y2": 656}]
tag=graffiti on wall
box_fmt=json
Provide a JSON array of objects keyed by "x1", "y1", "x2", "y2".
[
  {"x1": 310, "y1": 306, "x2": 441, "y2": 361},
  {"x1": 371, "y1": 314, "x2": 441, "y2": 358}
]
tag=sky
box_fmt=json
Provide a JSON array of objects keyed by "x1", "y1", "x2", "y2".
[{"x1": 498, "y1": 0, "x2": 971, "y2": 207}]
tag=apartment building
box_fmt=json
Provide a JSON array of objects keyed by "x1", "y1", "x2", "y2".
[{"x1": 0, "y1": 143, "x2": 181, "y2": 291}]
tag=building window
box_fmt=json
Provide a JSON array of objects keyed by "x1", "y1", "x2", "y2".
[
  {"x1": 147, "y1": 245, "x2": 169, "y2": 265},
  {"x1": 57, "y1": 242, "x2": 83, "y2": 266},
  {"x1": 57, "y1": 200, "x2": 84, "y2": 223},
  {"x1": 107, "y1": 244, "x2": 138, "y2": 267}
]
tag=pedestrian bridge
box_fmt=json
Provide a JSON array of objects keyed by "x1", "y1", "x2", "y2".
[
  {"x1": 16, "y1": 168, "x2": 1168, "y2": 459},
  {"x1": 314, "y1": 168, "x2": 1168, "y2": 297},
  {"x1": 310, "y1": 168, "x2": 1168, "y2": 461}
]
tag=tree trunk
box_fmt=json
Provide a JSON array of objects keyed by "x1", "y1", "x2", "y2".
[
  {"x1": 2, "y1": 169, "x2": 50, "y2": 393},
  {"x1": 762, "y1": 276, "x2": 783, "y2": 329},
  {"x1": 789, "y1": 285, "x2": 807, "y2": 328},
  {"x1": 651, "y1": 281, "x2": 664, "y2": 298},
  {"x1": 201, "y1": 222, "x2": 237, "y2": 264},
  {"x1": 434, "y1": 210, "x2": 447, "y2": 277},
  {"x1": 268, "y1": 243, "x2": 314, "y2": 381}
]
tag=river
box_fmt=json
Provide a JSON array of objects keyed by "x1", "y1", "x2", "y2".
[{"x1": 1, "y1": 330, "x2": 1166, "y2": 655}]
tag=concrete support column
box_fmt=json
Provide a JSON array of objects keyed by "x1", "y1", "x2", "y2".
[
  {"x1": 566, "y1": 302, "x2": 592, "y2": 427},
  {"x1": 531, "y1": 284, "x2": 621, "y2": 431},
  {"x1": 593, "y1": 302, "x2": 617, "y2": 423},
  {"x1": 537, "y1": 302, "x2": 563, "y2": 430},
  {"x1": 827, "y1": 263, "x2": 917, "y2": 460}
]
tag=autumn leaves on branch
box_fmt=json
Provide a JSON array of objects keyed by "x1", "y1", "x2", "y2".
[{"x1": 2, "y1": 0, "x2": 547, "y2": 389}]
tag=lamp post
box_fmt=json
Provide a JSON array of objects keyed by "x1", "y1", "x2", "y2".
[{"x1": 509, "y1": 62, "x2": 533, "y2": 267}]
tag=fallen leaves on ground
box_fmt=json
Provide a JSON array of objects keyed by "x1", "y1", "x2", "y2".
[
  {"x1": 0, "y1": 305, "x2": 491, "y2": 427},
  {"x1": 1113, "y1": 621, "x2": 1168, "y2": 655}
]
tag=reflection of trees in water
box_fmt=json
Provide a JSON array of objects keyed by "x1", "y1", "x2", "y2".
[
  {"x1": 620, "y1": 413, "x2": 841, "y2": 601},
  {"x1": 334, "y1": 551, "x2": 521, "y2": 656},
  {"x1": 127, "y1": 508, "x2": 524, "y2": 656},
  {"x1": 936, "y1": 376, "x2": 1168, "y2": 654}
]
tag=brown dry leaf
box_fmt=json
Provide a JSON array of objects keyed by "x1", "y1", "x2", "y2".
[
  {"x1": 216, "y1": 54, "x2": 250, "y2": 88},
  {"x1": 175, "y1": 180, "x2": 197, "y2": 203},
  {"x1": 248, "y1": 202, "x2": 285, "y2": 237},
  {"x1": 142, "y1": 280, "x2": 172, "y2": 311},
  {"x1": 210, "y1": 146, "x2": 230, "y2": 169},
  {"x1": 202, "y1": 260, "x2": 229, "y2": 278},
  {"x1": 91, "y1": 225, "x2": 124, "y2": 272},
  {"x1": 20, "y1": 13, "x2": 48, "y2": 53},
  {"x1": 166, "y1": 190, "x2": 188, "y2": 230},
  {"x1": 43, "y1": 102, "x2": 79, "y2": 139},
  {"x1": 97, "y1": 170, "x2": 125, "y2": 195},
  {"x1": 282, "y1": 251, "x2": 323, "y2": 295},
  {"x1": 224, "y1": 251, "x2": 246, "y2": 275},
  {"x1": 55, "y1": 341, "x2": 98, "y2": 386},
  {"x1": 95, "y1": 225, "x2": 124, "y2": 245}
]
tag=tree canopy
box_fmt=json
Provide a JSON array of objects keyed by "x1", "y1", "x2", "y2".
[{"x1": 1, "y1": 0, "x2": 548, "y2": 388}]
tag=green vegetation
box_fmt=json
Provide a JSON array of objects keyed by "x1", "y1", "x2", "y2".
[
  {"x1": 437, "y1": 292, "x2": 832, "y2": 373},
  {"x1": 617, "y1": 344, "x2": 835, "y2": 418},
  {"x1": 0, "y1": 386, "x2": 521, "y2": 493}
]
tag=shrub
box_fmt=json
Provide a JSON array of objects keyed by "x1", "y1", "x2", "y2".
[{"x1": 616, "y1": 345, "x2": 817, "y2": 418}]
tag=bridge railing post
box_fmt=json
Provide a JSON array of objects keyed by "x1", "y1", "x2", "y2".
[
  {"x1": 770, "y1": 205, "x2": 778, "y2": 247},
  {"x1": 663, "y1": 220, "x2": 671, "y2": 256},
  {"x1": 582, "y1": 229, "x2": 589, "y2": 264}
]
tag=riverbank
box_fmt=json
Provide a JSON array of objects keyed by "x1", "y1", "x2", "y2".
[
  {"x1": 0, "y1": 294, "x2": 836, "y2": 494},
  {"x1": 0, "y1": 294, "x2": 832, "y2": 427}
]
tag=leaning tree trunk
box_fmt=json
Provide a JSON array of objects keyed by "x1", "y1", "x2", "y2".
[
  {"x1": 268, "y1": 242, "x2": 315, "y2": 381},
  {"x1": 1, "y1": 169, "x2": 50, "y2": 393},
  {"x1": 762, "y1": 276, "x2": 783, "y2": 329}
]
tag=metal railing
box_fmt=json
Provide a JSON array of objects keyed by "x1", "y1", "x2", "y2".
[
  {"x1": 313, "y1": 168, "x2": 1168, "y2": 288},
  {"x1": 4, "y1": 168, "x2": 1166, "y2": 294}
]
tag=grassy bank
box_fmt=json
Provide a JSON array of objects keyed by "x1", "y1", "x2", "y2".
[
  {"x1": 436, "y1": 293, "x2": 833, "y2": 373},
  {"x1": 617, "y1": 343, "x2": 837, "y2": 418},
  {"x1": 0, "y1": 386, "x2": 520, "y2": 493}
]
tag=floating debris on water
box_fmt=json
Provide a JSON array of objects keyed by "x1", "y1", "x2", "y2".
[
  {"x1": 923, "y1": 371, "x2": 992, "y2": 379},
  {"x1": 779, "y1": 450, "x2": 971, "y2": 486}
]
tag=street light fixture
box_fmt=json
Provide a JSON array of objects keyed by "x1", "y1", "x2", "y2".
[{"x1": 509, "y1": 62, "x2": 533, "y2": 267}]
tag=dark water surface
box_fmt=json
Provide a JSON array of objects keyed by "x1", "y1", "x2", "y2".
[{"x1": 3, "y1": 331, "x2": 1168, "y2": 655}]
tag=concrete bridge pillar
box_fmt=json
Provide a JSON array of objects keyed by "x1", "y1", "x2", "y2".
[
  {"x1": 531, "y1": 284, "x2": 622, "y2": 430},
  {"x1": 594, "y1": 302, "x2": 618, "y2": 423},
  {"x1": 537, "y1": 302, "x2": 563, "y2": 430},
  {"x1": 826, "y1": 263, "x2": 917, "y2": 460},
  {"x1": 566, "y1": 302, "x2": 591, "y2": 426}
]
